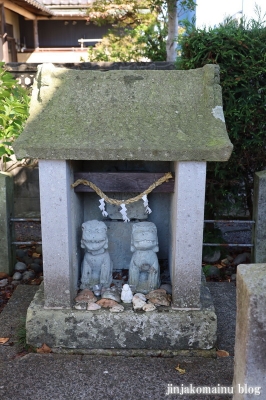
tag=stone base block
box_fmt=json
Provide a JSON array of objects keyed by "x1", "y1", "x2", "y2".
[
  {"x1": 26, "y1": 283, "x2": 217, "y2": 350},
  {"x1": 233, "y1": 264, "x2": 266, "y2": 399}
]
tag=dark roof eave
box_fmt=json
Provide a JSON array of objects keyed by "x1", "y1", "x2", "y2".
[{"x1": 22, "y1": 0, "x2": 55, "y2": 15}]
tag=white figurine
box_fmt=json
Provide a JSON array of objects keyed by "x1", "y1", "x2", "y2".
[{"x1": 121, "y1": 284, "x2": 133, "y2": 303}]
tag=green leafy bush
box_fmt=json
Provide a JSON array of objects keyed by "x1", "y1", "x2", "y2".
[
  {"x1": 177, "y1": 19, "x2": 266, "y2": 217},
  {"x1": 87, "y1": 22, "x2": 167, "y2": 62},
  {"x1": 0, "y1": 62, "x2": 30, "y2": 171}
]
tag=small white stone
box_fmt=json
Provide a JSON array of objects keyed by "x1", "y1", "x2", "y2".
[
  {"x1": 12, "y1": 272, "x2": 22, "y2": 281},
  {"x1": 74, "y1": 303, "x2": 87, "y2": 310},
  {"x1": 132, "y1": 297, "x2": 146, "y2": 311},
  {"x1": 110, "y1": 304, "x2": 124, "y2": 313},
  {"x1": 87, "y1": 302, "x2": 101, "y2": 311},
  {"x1": 0, "y1": 279, "x2": 8, "y2": 287},
  {"x1": 143, "y1": 303, "x2": 156, "y2": 312},
  {"x1": 133, "y1": 293, "x2": 146, "y2": 302}
]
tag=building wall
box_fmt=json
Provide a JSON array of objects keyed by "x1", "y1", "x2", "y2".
[
  {"x1": 19, "y1": 17, "x2": 34, "y2": 48},
  {"x1": 5, "y1": 8, "x2": 20, "y2": 44},
  {"x1": 19, "y1": 19, "x2": 112, "y2": 49}
]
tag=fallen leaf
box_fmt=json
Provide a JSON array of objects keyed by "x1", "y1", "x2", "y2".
[
  {"x1": 0, "y1": 338, "x2": 10, "y2": 345},
  {"x1": 217, "y1": 349, "x2": 230, "y2": 357},
  {"x1": 175, "y1": 364, "x2": 186, "y2": 374},
  {"x1": 214, "y1": 264, "x2": 224, "y2": 269},
  {"x1": 0, "y1": 272, "x2": 9, "y2": 280},
  {"x1": 12, "y1": 351, "x2": 28, "y2": 359},
  {"x1": 37, "y1": 343, "x2": 52, "y2": 353},
  {"x1": 32, "y1": 253, "x2": 41, "y2": 258},
  {"x1": 29, "y1": 278, "x2": 42, "y2": 285}
]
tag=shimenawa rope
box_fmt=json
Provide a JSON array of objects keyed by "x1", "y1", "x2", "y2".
[{"x1": 71, "y1": 172, "x2": 173, "y2": 206}]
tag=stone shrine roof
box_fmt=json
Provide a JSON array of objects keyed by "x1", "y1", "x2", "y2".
[{"x1": 14, "y1": 63, "x2": 233, "y2": 161}]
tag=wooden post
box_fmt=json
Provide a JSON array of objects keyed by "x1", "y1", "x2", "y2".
[
  {"x1": 0, "y1": 3, "x2": 9, "y2": 62},
  {"x1": 33, "y1": 18, "x2": 39, "y2": 48}
]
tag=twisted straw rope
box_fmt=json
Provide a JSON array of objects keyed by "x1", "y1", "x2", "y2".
[{"x1": 71, "y1": 172, "x2": 173, "y2": 206}]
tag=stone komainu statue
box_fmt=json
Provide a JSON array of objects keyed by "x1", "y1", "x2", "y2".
[
  {"x1": 128, "y1": 222, "x2": 160, "y2": 294},
  {"x1": 80, "y1": 220, "x2": 113, "y2": 289}
]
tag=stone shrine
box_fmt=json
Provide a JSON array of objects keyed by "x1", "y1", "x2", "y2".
[{"x1": 14, "y1": 62, "x2": 233, "y2": 351}]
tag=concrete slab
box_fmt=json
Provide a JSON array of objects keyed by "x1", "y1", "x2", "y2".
[{"x1": 0, "y1": 282, "x2": 236, "y2": 400}]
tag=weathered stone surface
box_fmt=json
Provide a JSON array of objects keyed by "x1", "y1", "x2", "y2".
[
  {"x1": 233, "y1": 264, "x2": 266, "y2": 399},
  {"x1": 0, "y1": 172, "x2": 14, "y2": 274},
  {"x1": 252, "y1": 171, "x2": 266, "y2": 262},
  {"x1": 14, "y1": 64, "x2": 232, "y2": 162},
  {"x1": 26, "y1": 283, "x2": 217, "y2": 350}
]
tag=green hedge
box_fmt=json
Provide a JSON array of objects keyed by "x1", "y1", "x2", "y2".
[
  {"x1": 177, "y1": 20, "x2": 266, "y2": 217},
  {"x1": 0, "y1": 62, "x2": 29, "y2": 171}
]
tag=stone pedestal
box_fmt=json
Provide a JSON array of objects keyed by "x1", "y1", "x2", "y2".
[
  {"x1": 0, "y1": 172, "x2": 14, "y2": 274},
  {"x1": 233, "y1": 264, "x2": 266, "y2": 399},
  {"x1": 26, "y1": 282, "x2": 217, "y2": 351}
]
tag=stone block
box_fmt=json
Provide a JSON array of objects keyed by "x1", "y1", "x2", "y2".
[
  {"x1": 252, "y1": 171, "x2": 266, "y2": 262},
  {"x1": 26, "y1": 282, "x2": 217, "y2": 350},
  {"x1": 233, "y1": 264, "x2": 266, "y2": 399},
  {"x1": 0, "y1": 172, "x2": 14, "y2": 274},
  {"x1": 169, "y1": 162, "x2": 206, "y2": 309},
  {"x1": 105, "y1": 221, "x2": 133, "y2": 270},
  {"x1": 39, "y1": 160, "x2": 83, "y2": 308}
]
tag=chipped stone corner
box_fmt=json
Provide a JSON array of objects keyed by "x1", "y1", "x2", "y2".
[{"x1": 211, "y1": 106, "x2": 225, "y2": 122}]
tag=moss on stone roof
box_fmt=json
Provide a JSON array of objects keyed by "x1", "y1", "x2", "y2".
[{"x1": 14, "y1": 63, "x2": 233, "y2": 161}]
